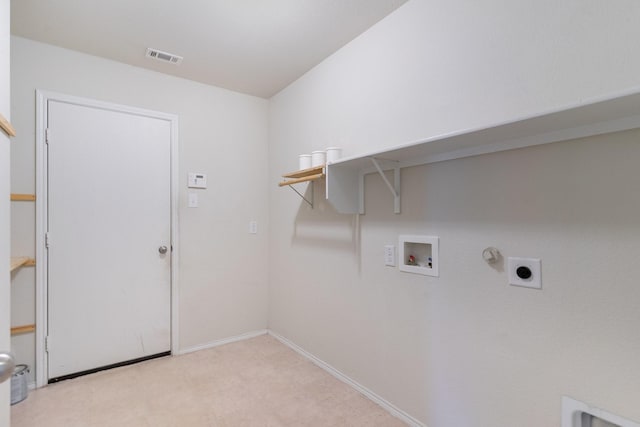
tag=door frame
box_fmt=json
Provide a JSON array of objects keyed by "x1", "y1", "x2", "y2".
[{"x1": 34, "y1": 90, "x2": 180, "y2": 387}]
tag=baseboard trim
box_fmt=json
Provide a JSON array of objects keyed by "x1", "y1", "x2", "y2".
[
  {"x1": 268, "y1": 330, "x2": 426, "y2": 427},
  {"x1": 177, "y1": 329, "x2": 268, "y2": 355}
]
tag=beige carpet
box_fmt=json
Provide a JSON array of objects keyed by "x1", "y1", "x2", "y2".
[{"x1": 11, "y1": 334, "x2": 407, "y2": 426}]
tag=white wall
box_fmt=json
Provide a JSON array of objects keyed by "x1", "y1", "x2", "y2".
[
  {"x1": 10, "y1": 36, "x2": 270, "y2": 380},
  {"x1": 0, "y1": 0, "x2": 11, "y2": 422},
  {"x1": 268, "y1": 0, "x2": 640, "y2": 426}
]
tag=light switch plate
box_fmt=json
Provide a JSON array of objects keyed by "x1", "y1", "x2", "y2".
[
  {"x1": 188, "y1": 192, "x2": 198, "y2": 208},
  {"x1": 384, "y1": 245, "x2": 396, "y2": 266},
  {"x1": 188, "y1": 172, "x2": 207, "y2": 188},
  {"x1": 249, "y1": 221, "x2": 258, "y2": 234}
]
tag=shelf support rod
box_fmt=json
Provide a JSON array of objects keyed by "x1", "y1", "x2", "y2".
[
  {"x1": 288, "y1": 182, "x2": 314, "y2": 208},
  {"x1": 358, "y1": 172, "x2": 365, "y2": 215},
  {"x1": 370, "y1": 158, "x2": 400, "y2": 214}
]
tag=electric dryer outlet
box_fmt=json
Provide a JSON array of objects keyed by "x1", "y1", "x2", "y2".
[{"x1": 508, "y1": 257, "x2": 542, "y2": 289}]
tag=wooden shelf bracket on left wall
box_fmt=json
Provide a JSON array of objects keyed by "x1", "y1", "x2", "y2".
[
  {"x1": 11, "y1": 325, "x2": 35, "y2": 336},
  {"x1": 278, "y1": 165, "x2": 325, "y2": 208},
  {"x1": 10, "y1": 193, "x2": 36, "y2": 201},
  {"x1": 0, "y1": 113, "x2": 16, "y2": 137},
  {"x1": 10, "y1": 257, "x2": 36, "y2": 272}
]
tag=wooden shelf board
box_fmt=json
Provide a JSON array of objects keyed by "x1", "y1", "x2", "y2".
[
  {"x1": 0, "y1": 113, "x2": 16, "y2": 137},
  {"x1": 282, "y1": 165, "x2": 325, "y2": 179},
  {"x1": 10, "y1": 257, "x2": 36, "y2": 272},
  {"x1": 10, "y1": 193, "x2": 36, "y2": 201},
  {"x1": 278, "y1": 173, "x2": 325, "y2": 187},
  {"x1": 11, "y1": 324, "x2": 35, "y2": 335}
]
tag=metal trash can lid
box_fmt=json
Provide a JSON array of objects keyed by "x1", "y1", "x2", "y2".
[{"x1": 13, "y1": 364, "x2": 29, "y2": 376}]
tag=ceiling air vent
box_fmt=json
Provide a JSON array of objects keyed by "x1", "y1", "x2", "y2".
[{"x1": 145, "y1": 48, "x2": 183, "y2": 65}]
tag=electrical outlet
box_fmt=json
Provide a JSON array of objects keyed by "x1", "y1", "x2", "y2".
[
  {"x1": 384, "y1": 245, "x2": 396, "y2": 267},
  {"x1": 508, "y1": 257, "x2": 542, "y2": 289}
]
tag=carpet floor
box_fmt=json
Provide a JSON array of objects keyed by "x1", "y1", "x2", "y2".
[{"x1": 11, "y1": 334, "x2": 407, "y2": 426}]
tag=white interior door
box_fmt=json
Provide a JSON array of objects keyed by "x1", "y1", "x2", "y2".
[{"x1": 46, "y1": 98, "x2": 172, "y2": 380}]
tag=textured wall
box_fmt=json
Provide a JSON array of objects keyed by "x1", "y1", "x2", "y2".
[
  {"x1": 10, "y1": 36, "x2": 270, "y2": 381},
  {"x1": 268, "y1": 0, "x2": 640, "y2": 425}
]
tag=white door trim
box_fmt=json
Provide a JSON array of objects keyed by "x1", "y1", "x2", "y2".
[{"x1": 35, "y1": 90, "x2": 180, "y2": 387}]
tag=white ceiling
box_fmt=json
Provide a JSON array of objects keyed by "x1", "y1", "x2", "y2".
[{"x1": 11, "y1": 0, "x2": 408, "y2": 98}]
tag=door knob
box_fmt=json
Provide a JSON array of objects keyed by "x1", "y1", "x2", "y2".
[
  {"x1": 0, "y1": 352, "x2": 16, "y2": 384},
  {"x1": 158, "y1": 246, "x2": 168, "y2": 254}
]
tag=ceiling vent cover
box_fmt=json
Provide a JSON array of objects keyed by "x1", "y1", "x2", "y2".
[{"x1": 145, "y1": 48, "x2": 183, "y2": 65}]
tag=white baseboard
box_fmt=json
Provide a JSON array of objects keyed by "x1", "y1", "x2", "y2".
[
  {"x1": 268, "y1": 330, "x2": 426, "y2": 427},
  {"x1": 177, "y1": 329, "x2": 268, "y2": 355}
]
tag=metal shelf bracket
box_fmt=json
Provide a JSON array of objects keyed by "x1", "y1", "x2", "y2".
[
  {"x1": 287, "y1": 181, "x2": 314, "y2": 208},
  {"x1": 371, "y1": 157, "x2": 400, "y2": 214}
]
